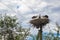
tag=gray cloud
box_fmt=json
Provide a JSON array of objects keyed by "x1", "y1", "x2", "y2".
[{"x1": 52, "y1": 7, "x2": 60, "y2": 13}]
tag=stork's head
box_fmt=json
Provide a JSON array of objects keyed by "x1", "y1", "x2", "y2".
[
  {"x1": 43, "y1": 15, "x2": 48, "y2": 18},
  {"x1": 42, "y1": 15, "x2": 48, "y2": 19}
]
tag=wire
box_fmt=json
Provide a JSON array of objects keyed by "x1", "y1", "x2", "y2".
[{"x1": 0, "y1": 2, "x2": 17, "y2": 13}]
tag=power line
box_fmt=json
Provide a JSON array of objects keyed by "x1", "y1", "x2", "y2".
[{"x1": 0, "y1": 2, "x2": 17, "y2": 13}]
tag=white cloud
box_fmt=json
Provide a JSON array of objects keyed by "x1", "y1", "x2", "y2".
[
  {"x1": 0, "y1": 0, "x2": 48, "y2": 15},
  {"x1": 0, "y1": 0, "x2": 60, "y2": 34},
  {"x1": 43, "y1": 22, "x2": 57, "y2": 33},
  {"x1": 0, "y1": 3, "x2": 7, "y2": 9},
  {"x1": 30, "y1": 27, "x2": 38, "y2": 35},
  {"x1": 18, "y1": 4, "x2": 31, "y2": 13}
]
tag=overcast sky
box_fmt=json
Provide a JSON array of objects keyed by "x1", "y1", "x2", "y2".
[{"x1": 0, "y1": 0, "x2": 60, "y2": 35}]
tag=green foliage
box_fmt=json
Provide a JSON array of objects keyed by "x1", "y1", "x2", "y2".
[
  {"x1": 0, "y1": 15, "x2": 18, "y2": 28},
  {"x1": 14, "y1": 27, "x2": 30, "y2": 40},
  {"x1": 0, "y1": 14, "x2": 18, "y2": 40},
  {"x1": 15, "y1": 35, "x2": 20, "y2": 40},
  {"x1": 7, "y1": 30, "x2": 14, "y2": 40}
]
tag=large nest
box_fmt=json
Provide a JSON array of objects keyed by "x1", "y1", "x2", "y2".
[{"x1": 30, "y1": 15, "x2": 49, "y2": 28}]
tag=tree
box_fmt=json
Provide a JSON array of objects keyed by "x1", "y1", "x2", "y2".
[
  {"x1": 30, "y1": 15, "x2": 49, "y2": 40},
  {"x1": 7, "y1": 30, "x2": 14, "y2": 40},
  {"x1": 14, "y1": 26, "x2": 30, "y2": 40},
  {"x1": 0, "y1": 14, "x2": 18, "y2": 40},
  {"x1": 54, "y1": 23, "x2": 60, "y2": 40}
]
